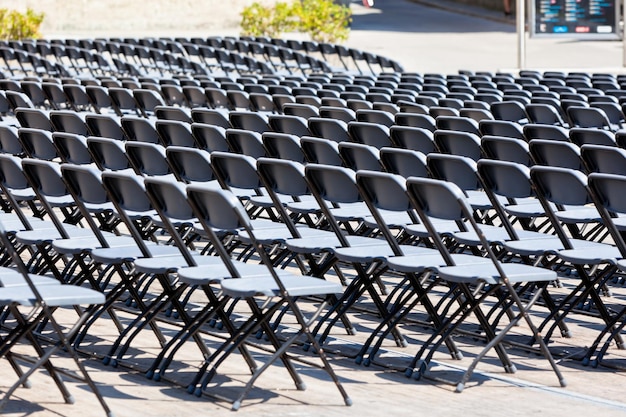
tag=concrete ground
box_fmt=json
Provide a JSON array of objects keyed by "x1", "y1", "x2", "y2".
[{"x1": 3, "y1": 1, "x2": 626, "y2": 417}]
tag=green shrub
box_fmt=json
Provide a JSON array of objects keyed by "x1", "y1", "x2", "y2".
[
  {"x1": 240, "y1": 0, "x2": 351, "y2": 43},
  {"x1": 240, "y1": 1, "x2": 298, "y2": 38},
  {"x1": 296, "y1": 0, "x2": 351, "y2": 43},
  {"x1": 0, "y1": 8, "x2": 44, "y2": 40}
]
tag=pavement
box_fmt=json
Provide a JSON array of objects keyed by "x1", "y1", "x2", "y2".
[{"x1": 3, "y1": 1, "x2": 626, "y2": 417}]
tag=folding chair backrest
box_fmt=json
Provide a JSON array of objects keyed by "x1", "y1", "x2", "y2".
[
  {"x1": 305, "y1": 163, "x2": 360, "y2": 205},
  {"x1": 225, "y1": 128, "x2": 266, "y2": 158},
  {"x1": 166, "y1": 146, "x2": 215, "y2": 184},
  {"x1": 125, "y1": 141, "x2": 171, "y2": 177},
  {"x1": 530, "y1": 165, "x2": 593, "y2": 207},
  {"x1": 389, "y1": 125, "x2": 436, "y2": 154},
  {"x1": 427, "y1": 153, "x2": 481, "y2": 192},
  {"x1": 86, "y1": 136, "x2": 131, "y2": 171},
  {"x1": 529, "y1": 139, "x2": 584, "y2": 171},
  {"x1": 155, "y1": 119, "x2": 195, "y2": 147},
  {"x1": 210, "y1": 151, "x2": 263, "y2": 192},
  {"x1": 52, "y1": 132, "x2": 92, "y2": 165},
  {"x1": 581, "y1": 144, "x2": 626, "y2": 175},
  {"x1": 379, "y1": 147, "x2": 429, "y2": 178},
  {"x1": 261, "y1": 132, "x2": 305, "y2": 163},
  {"x1": 18, "y1": 127, "x2": 58, "y2": 160},
  {"x1": 480, "y1": 135, "x2": 531, "y2": 166},
  {"x1": 191, "y1": 122, "x2": 228, "y2": 152},
  {"x1": 338, "y1": 142, "x2": 382, "y2": 172},
  {"x1": 300, "y1": 136, "x2": 342, "y2": 166}
]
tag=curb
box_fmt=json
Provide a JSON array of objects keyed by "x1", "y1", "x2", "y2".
[{"x1": 406, "y1": 0, "x2": 516, "y2": 26}]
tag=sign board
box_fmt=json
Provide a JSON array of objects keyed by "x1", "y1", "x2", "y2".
[{"x1": 530, "y1": 0, "x2": 620, "y2": 39}]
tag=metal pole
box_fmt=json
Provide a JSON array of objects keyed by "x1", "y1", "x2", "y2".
[
  {"x1": 622, "y1": 0, "x2": 626, "y2": 67},
  {"x1": 517, "y1": 0, "x2": 527, "y2": 69}
]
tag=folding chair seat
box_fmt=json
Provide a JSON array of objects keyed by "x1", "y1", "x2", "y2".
[
  {"x1": 49, "y1": 110, "x2": 89, "y2": 136},
  {"x1": 280, "y1": 103, "x2": 316, "y2": 120},
  {"x1": 154, "y1": 105, "x2": 193, "y2": 123},
  {"x1": 347, "y1": 121, "x2": 392, "y2": 149},
  {"x1": 433, "y1": 129, "x2": 482, "y2": 161},
  {"x1": 567, "y1": 106, "x2": 612, "y2": 130},
  {"x1": 522, "y1": 123, "x2": 569, "y2": 142},
  {"x1": 261, "y1": 132, "x2": 305, "y2": 162},
  {"x1": 155, "y1": 119, "x2": 195, "y2": 148},
  {"x1": 267, "y1": 114, "x2": 310, "y2": 136},
  {"x1": 85, "y1": 113, "x2": 126, "y2": 140},
  {"x1": 190, "y1": 108, "x2": 231, "y2": 128},
  {"x1": 478, "y1": 119, "x2": 524, "y2": 139},
  {"x1": 389, "y1": 125, "x2": 437, "y2": 153},
  {"x1": 15, "y1": 107, "x2": 53, "y2": 131},
  {"x1": 121, "y1": 116, "x2": 159, "y2": 144},
  {"x1": 0, "y1": 219, "x2": 113, "y2": 415},
  {"x1": 568, "y1": 127, "x2": 616, "y2": 147},
  {"x1": 404, "y1": 175, "x2": 566, "y2": 391}
]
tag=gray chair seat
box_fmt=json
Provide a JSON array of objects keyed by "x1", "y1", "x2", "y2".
[
  {"x1": 220, "y1": 274, "x2": 342, "y2": 298},
  {"x1": 334, "y1": 243, "x2": 433, "y2": 264},
  {"x1": 556, "y1": 244, "x2": 621, "y2": 265},
  {"x1": 503, "y1": 236, "x2": 608, "y2": 257},
  {"x1": 90, "y1": 243, "x2": 181, "y2": 264},
  {"x1": 438, "y1": 262, "x2": 557, "y2": 286},
  {"x1": 177, "y1": 262, "x2": 292, "y2": 286},
  {"x1": 387, "y1": 252, "x2": 491, "y2": 273},
  {"x1": 51, "y1": 235, "x2": 138, "y2": 255},
  {"x1": 133, "y1": 253, "x2": 223, "y2": 274},
  {"x1": 285, "y1": 234, "x2": 383, "y2": 254}
]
